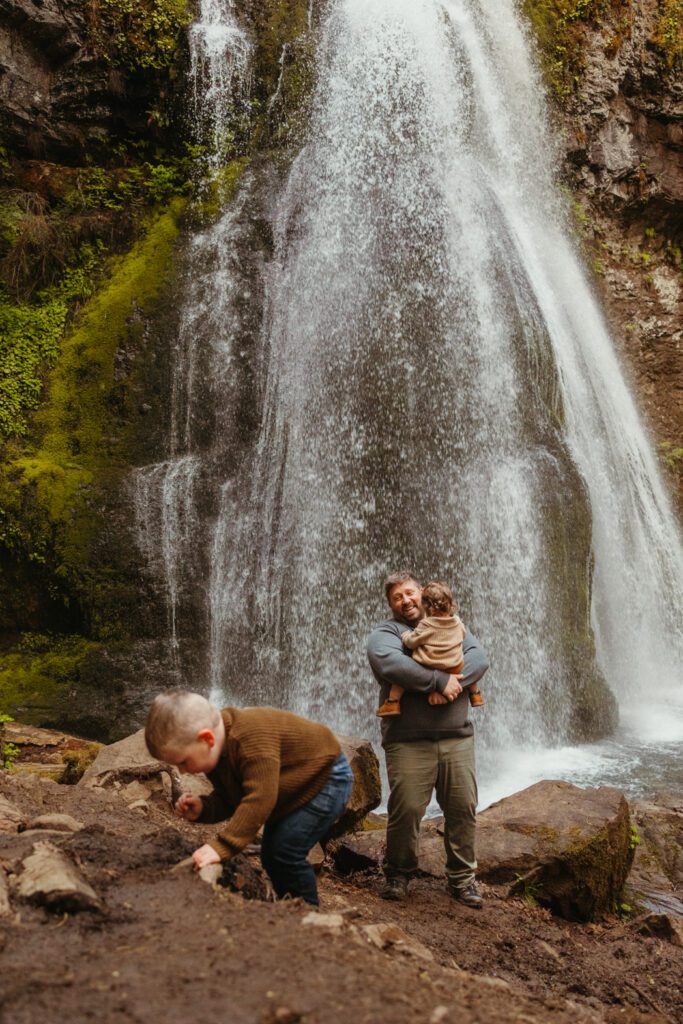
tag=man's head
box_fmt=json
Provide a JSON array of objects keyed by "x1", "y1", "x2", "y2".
[
  {"x1": 383, "y1": 571, "x2": 423, "y2": 624},
  {"x1": 145, "y1": 690, "x2": 224, "y2": 774}
]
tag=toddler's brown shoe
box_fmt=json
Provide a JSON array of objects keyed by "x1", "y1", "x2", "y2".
[
  {"x1": 469, "y1": 691, "x2": 484, "y2": 707},
  {"x1": 376, "y1": 698, "x2": 401, "y2": 717}
]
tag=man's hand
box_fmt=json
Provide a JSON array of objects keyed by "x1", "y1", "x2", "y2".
[
  {"x1": 428, "y1": 692, "x2": 449, "y2": 705},
  {"x1": 175, "y1": 793, "x2": 203, "y2": 821},
  {"x1": 442, "y1": 674, "x2": 463, "y2": 701},
  {"x1": 192, "y1": 844, "x2": 221, "y2": 870}
]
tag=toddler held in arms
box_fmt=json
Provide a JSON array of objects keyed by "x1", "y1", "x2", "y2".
[{"x1": 376, "y1": 579, "x2": 484, "y2": 717}]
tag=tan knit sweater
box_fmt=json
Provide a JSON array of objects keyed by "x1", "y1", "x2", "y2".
[
  {"x1": 199, "y1": 707, "x2": 341, "y2": 860},
  {"x1": 401, "y1": 614, "x2": 466, "y2": 670}
]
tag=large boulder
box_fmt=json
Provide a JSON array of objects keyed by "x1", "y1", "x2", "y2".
[
  {"x1": 79, "y1": 728, "x2": 211, "y2": 800},
  {"x1": 328, "y1": 735, "x2": 381, "y2": 838},
  {"x1": 476, "y1": 780, "x2": 635, "y2": 921}
]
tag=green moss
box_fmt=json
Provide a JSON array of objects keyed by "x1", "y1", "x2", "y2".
[
  {"x1": 522, "y1": 0, "x2": 631, "y2": 99},
  {"x1": 37, "y1": 199, "x2": 184, "y2": 466},
  {"x1": 0, "y1": 244, "x2": 105, "y2": 439},
  {"x1": 653, "y1": 0, "x2": 683, "y2": 66},
  {"x1": 193, "y1": 157, "x2": 251, "y2": 225},
  {"x1": 88, "y1": 0, "x2": 193, "y2": 71},
  {"x1": 0, "y1": 200, "x2": 186, "y2": 633},
  {"x1": 0, "y1": 635, "x2": 101, "y2": 725}
]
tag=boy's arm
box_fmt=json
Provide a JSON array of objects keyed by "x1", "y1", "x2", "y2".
[
  {"x1": 206, "y1": 756, "x2": 280, "y2": 860},
  {"x1": 197, "y1": 788, "x2": 234, "y2": 824},
  {"x1": 367, "y1": 622, "x2": 449, "y2": 695}
]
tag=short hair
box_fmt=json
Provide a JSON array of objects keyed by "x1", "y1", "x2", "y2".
[
  {"x1": 383, "y1": 571, "x2": 421, "y2": 602},
  {"x1": 145, "y1": 689, "x2": 221, "y2": 760},
  {"x1": 421, "y1": 580, "x2": 457, "y2": 615}
]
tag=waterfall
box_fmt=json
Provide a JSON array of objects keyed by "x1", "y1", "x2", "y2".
[
  {"x1": 134, "y1": 0, "x2": 682, "y2": 786},
  {"x1": 131, "y1": 0, "x2": 251, "y2": 659}
]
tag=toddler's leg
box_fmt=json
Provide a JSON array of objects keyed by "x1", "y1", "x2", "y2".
[
  {"x1": 468, "y1": 683, "x2": 484, "y2": 707},
  {"x1": 377, "y1": 684, "x2": 403, "y2": 718}
]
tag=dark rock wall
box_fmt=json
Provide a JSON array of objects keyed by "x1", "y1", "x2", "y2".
[{"x1": 525, "y1": 0, "x2": 682, "y2": 510}]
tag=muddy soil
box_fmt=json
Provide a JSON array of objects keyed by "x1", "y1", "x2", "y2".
[{"x1": 0, "y1": 772, "x2": 680, "y2": 1024}]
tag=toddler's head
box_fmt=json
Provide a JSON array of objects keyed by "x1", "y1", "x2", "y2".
[
  {"x1": 145, "y1": 689, "x2": 223, "y2": 774},
  {"x1": 421, "y1": 580, "x2": 457, "y2": 617}
]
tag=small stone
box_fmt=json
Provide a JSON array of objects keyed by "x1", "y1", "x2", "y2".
[
  {"x1": 302, "y1": 911, "x2": 345, "y2": 933},
  {"x1": 25, "y1": 813, "x2": 84, "y2": 833},
  {"x1": 15, "y1": 841, "x2": 101, "y2": 913},
  {"x1": 122, "y1": 781, "x2": 153, "y2": 804},
  {"x1": 537, "y1": 939, "x2": 562, "y2": 962},
  {"x1": 307, "y1": 843, "x2": 325, "y2": 869},
  {"x1": 0, "y1": 870, "x2": 11, "y2": 917},
  {"x1": 198, "y1": 863, "x2": 223, "y2": 885},
  {"x1": 127, "y1": 800, "x2": 149, "y2": 812},
  {"x1": 360, "y1": 922, "x2": 433, "y2": 962},
  {"x1": 430, "y1": 1008, "x2": 449, "y2": 1024}
]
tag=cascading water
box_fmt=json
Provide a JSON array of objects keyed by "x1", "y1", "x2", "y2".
[
  {"x1": 132, "y1": 0, "x2": 251, "y2": 659},
  {"x1": 134, "y1": 0, "x2": 683, "y2": 802}
]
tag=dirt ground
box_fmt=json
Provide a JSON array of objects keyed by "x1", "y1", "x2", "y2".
[{"x1": 0, "y1": 771, "x2": 681, "y2": 1024}]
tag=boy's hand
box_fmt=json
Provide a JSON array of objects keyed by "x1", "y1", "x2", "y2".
[
  {"x1": 192, "y1": 844, "x2": 221, "y2": 870},
  {"x1": 175, "y1": 793, "x2": 203, "y2": 821}
]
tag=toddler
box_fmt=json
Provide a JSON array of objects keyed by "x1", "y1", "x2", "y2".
[{"x1": 376, "y1": 579, "x2": 484, "y2": 717}]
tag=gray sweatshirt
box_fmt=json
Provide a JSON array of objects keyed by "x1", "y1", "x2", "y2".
[{"x1": 367, "y1": 619, "x2": 489, "y2": 745}]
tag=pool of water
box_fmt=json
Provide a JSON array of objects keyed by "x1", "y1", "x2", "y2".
[{"x1": 478, "y1": 696, "x2": 683, "y2": 809}]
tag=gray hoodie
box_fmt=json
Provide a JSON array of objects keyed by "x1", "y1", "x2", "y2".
[{"x1": 367, "y1": 619, "x2": 489, "y2": 745}]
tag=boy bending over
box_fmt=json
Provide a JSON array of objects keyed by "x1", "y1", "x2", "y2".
[{"x1": 145, "y1": 690, "x2": 353, "y2": 906}]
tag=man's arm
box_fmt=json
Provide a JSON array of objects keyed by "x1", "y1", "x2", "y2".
[
  {"x1": 367, "y1": 622, "x2": 449, "y2": 695},
  {"x1": 460, "y1": 628, "x2": 490, "y2": 688}
]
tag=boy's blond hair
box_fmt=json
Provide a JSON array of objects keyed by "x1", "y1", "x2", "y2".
[{"x1": 145, "y1": 689, "x2": 221, "y2": 760}]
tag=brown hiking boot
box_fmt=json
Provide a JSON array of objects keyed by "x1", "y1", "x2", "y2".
[
  {"x1": 450, "y1": 880, "x2": 483, "y2": 909},
  {"x1": 469, "y1": 690, "x2": 484, "y2": 707},
  {"x1": 381, "y1": 876, "x2": 408, "y2": 901},
  {"x1": 376, "y1": 698, "x2": 401, "y2": 717}
]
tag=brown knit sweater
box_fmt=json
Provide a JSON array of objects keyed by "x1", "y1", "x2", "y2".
[{"x1": 198, "y1": 707, "x2": 341, "y2": 860}]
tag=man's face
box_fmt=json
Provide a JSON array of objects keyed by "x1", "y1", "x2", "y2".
[{"x1": 387, "y1": 579, "x2": 423, "y2": 624}]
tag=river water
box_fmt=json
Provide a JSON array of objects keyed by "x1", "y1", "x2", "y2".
[{"x1": 131, "y1": 0, "x2": 683, "y2": 804}]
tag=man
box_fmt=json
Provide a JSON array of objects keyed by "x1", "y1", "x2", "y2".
[{"x1": 367, "y1": 572, "x2": 489, "y2": 907}]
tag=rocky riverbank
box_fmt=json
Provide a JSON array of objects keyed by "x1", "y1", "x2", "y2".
[{"x1": 1, "y1": 725, "x2": 681, "y2": 1024}]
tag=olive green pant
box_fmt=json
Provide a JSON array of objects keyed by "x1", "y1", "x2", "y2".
[{"x1": 384, "y1": 735, "x2": 477, "y2": 892}]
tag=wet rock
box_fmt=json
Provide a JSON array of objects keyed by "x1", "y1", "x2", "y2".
[
  {"x1": 631, "y1": 912, "x2": 683, "y2": 947},
  {"x1": 0, "y1": 795, "x2": 24, "y2": 833},
  {"x1": 478, "y1": 781, "x2": 635, "y2": 921},
  {"x1": 16, "y1": 840, "x2": 101, "y2": 912},
  {"x1": 328, "y1": 735, "x2": 382, "y2": 838},
  {"x1": 24, "y1": 813, "x2": 84, "y2": 833}
]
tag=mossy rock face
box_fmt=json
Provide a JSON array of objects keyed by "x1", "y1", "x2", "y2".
[{"x1": 478, "y1": 780, "x2": 635, "y2": 921}]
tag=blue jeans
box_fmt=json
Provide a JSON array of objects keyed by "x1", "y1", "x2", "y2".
[{"x1": 261, "y1": 753, "x2": 353, "y2": 906}]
